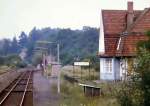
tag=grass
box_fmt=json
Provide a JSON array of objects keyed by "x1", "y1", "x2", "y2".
[
  {"x1": 46, "y1": 66, "x2": 121, "y2": 106},
  {"x1": 61, "y1": 65, "x2": 99, "y2": 81},
  {"x1": 0, "y1": 65, "x2": 11, "y2": 74},
  {"x1": 59, "y1": 73, "x2": 120, "y2": 106},
  {"x1": 60, "y1": 67, "x2": 120, "y2": 106}
]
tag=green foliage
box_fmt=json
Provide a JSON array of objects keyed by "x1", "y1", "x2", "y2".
[
  {"x1": 135, "y1": 49, "x2": 150, "y2": 106},
  {"x1": 145, "y1": 30, "x2": 150, "y2": 37},
  {"x1": 116, "y1": 81, "x2": 143, "y2": 106},
  {"x1": 4, "y1": 54, "x2": 22, "y2": 67},
  {"x1": 26, "y1": 27, "x2": 99, "y2": 65},
  {"x1": 0, "y1": 54, "x2": 24, "y2": 68},
  {"x1": 0, "y1": 56, "x2": 5, "y2": 65},
  {"x1": 60, "y1": 76, "x2": 119, "y2": 106},
  {"x1": 0, "y1": 26, "x2": 99, "y2": 65},
  {"x1": 11, "y1": 37, "x2": 19, "y2": 53},
  {"x1": 19, "y1": 31, "x2": 28, "y2": 48},
  {"x1": 117, "y1": 31, "x2": 150, "y2": 106},
  {"x1": 16, "y1": 61, "x2": 27, "y2": 68},
  {"x1": 137, "y1": 30, "x2": 150, "y2": 51},
  {"x1": 136, "y1": 31, "x2": 150, "y2": 106},
  {"x1": 1, "y1": 39, "x2": 11, "y2": 55},
  {"x1": 32, "y1": 53, "x2": 43, "y2": 66},
  {"x1": 83, "y1": 55, "x2": 100, "y2": 71}
]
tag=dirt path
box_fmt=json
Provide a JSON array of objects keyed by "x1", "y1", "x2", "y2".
[{"x1": 33, "y1": 70, "x2": 60, "y2": 106}]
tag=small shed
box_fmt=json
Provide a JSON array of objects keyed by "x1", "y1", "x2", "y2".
[{"x1": 79, "y1": 83, "x2": 101, "y2": 97}]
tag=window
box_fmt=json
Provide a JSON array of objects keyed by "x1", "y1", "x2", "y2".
[{"x1": 104, "y1": 58, "x2": 112, "y2": 73}]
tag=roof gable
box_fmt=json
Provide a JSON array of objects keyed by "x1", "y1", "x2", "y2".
[{"x1": 102, "y1": 10, "x2": 127, "y2": 34}]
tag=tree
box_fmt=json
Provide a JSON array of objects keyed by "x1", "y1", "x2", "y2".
[
  {"x1": 26, "y1": 27, "x2": 42, "y2": 62},
  {"x1": 135, "y1": 49, "x2": 150, "y2": 106},
  {"x1": 32, "y1": 53, "x2": 43, "y2": 66},
  {"x1": 10, "y1": 37, "x2": 19, "y2": 53},
  {"x1": 135, "y1": 31, "x2": 150, "y2": 106},
  {"x1": 117, "y1": 31, "x2": 150, "y2": 106},
  {"x1": 29, "y1": 27, "x2": 41, "y2": 42},
  {"x1": 18, "y1": 31, "x2": 28, "y2": 48},
  {"x1": 0, "y1": 56, "x2": 5, "y2": 65},
  {"x1": 2, "y1": 39, "x2": 11, "y2": 55},
  {"x1": 4, "y1": 54, "x2": 22, "y2": 67},
  {"x1": 0, "y1": 27, "x2": 99, "y2": 65}
]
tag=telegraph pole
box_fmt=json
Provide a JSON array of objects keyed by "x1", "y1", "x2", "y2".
[{"x1": 57, "y1": 43, "x2": 60, "y2": 93}]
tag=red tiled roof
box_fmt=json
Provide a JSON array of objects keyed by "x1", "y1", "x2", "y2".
[
  {"x1": 103, "y1": 34, "x2": 119, "y2": 57},
  {"x1": 102, "y1": 10, "x2": 141, "y2": 34},
  {"x1": 131, "y1": 8, "x2": 150, "y2": 33},
  {"x1": 116, "y1": 35, "x2": 148, "y2": 56},
  {"x1": 99, "y1": 9, "x2": 150, "y2": 57},
  {"x1": 99, "y1": 35, "x2": 148, "y2": 57}
]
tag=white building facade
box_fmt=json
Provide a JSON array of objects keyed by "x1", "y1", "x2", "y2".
[{"x1": 98, "y1": 1, "x2": 149, "y2": 80}]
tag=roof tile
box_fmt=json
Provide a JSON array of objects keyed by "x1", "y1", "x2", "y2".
[{"x1": 99, "y1": 9, "x2": 149, "y2": 57}]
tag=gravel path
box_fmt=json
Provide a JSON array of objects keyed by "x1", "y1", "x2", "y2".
[{"x1": 33, "y1": 69, "x2": 60, "y2": 106}]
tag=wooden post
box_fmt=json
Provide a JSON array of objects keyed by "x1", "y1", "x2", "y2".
[
  {"x1": 89, "y1": 65, "x2": 90, "y2": 80},
  {"x1": 81, "y1": 66, "x2": 82, "y2": 79},
  {"x1": 84, "y1": 86, "x2": 85, "y2": 93},
  {"x1": 73, "y1": 65, "x2": 75, "y2": 78},
  {"x1": 93, "y1": 66, "x2": 95, "y2": 80}
]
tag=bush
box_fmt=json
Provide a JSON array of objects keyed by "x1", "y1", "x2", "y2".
[
  {"x1": 117, "y1": 31, "x2": 150, "y2": 106},
  {"x1": 16, "y1": 61, "x2": 27, "y2": 68}
]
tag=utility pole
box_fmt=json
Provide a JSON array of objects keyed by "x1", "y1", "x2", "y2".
[
  {"x1": 43, "y1": 53, "x2": 46, "y2": 71},
  {"x1": 57, "y1": 44, "x2": 60, "y2": 63},
  {"x1": 57, "y1": 43, "x2": 60, "y2": 93}
]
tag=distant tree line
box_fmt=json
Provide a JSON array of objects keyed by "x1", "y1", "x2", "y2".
[{"x1": 0, "y1": 26, "x2": 99, "y2": 66}]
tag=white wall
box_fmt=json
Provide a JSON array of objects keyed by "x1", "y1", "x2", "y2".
[
  {"x1": 100, "y1": 58, "x2": 114, "y2": 80},
  {"x1": 99, "y1": 10, "x2": 121, "y2": 80},
  {"x1": 114, "y1": 58, "x2": 121, "y2": 80},
  {"x1": 100, "y1": 58, "x2": 122, "y2": 80},
  {"x1": 99, "y1": 10, "x2": 105, "y2": 53}
]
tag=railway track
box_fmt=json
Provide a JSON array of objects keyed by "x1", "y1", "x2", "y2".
[{"x1": 0, "y1": 71, "x2": 33, "y2": 106}]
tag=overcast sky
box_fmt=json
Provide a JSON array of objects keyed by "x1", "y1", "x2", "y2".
[{"x1": 0, "y1": 0, "x2": 150, "y2": 39}]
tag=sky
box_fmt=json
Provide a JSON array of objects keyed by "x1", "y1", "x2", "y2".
[{"x1": 0, "y1": 0, "x2": 150, "y2": 39}]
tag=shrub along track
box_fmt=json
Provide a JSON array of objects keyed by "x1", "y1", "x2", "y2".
[{"x1": 0, "y1": 71, "x2": 33, "y2": 106}]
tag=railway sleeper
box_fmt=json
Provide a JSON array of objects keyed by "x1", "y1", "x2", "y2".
[
  {"x1": 17, "y1": 82, "x2": 33, "y2": 85},
  {"x1": 16, "y1": 78, "x2": 32, "y2": 80},
  {"x1": 3, "y1": 89, "x2": 33, "y2": 92}
]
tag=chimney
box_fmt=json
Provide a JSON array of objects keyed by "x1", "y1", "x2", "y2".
[{"x1": 127, "y1": 1, "x2": 134, "y2": 31}]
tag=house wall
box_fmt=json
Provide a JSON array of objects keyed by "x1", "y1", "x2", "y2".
[
  {"x1": 99, "y1": 10, "x2": 122, "y2": 81},
  {"x1": 100, "y1": 57, "x2": 136, "y2": 81},
  {"x1": 118, "y1": 57, "x2": 138, "y2": 80},
  {"x1": 120, "y1": 58, "x2": 128, "y2": 80},
  {"x1": 100, "y1": 58, "x2": 123, "y2": 80},
  {"x1": 100, "y1": 58, "x2": 115, "y2": 80},
  {"x1": 99, "y1": 10, "x2": 105, "y2": 53},
  {"x1": 113, "y1": 58, "x2": 120, "y2": 80}
]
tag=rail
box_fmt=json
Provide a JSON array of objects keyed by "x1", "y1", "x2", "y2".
[
  {"x1": 19, "y1": 71, "x2": 31, "y2": 106},
  {"x1": 0, "y1": 71, "x2": 33, "y2": 106},
  {"x1": 0, "y1": 72, "x2": 26, "y2": 105}
]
